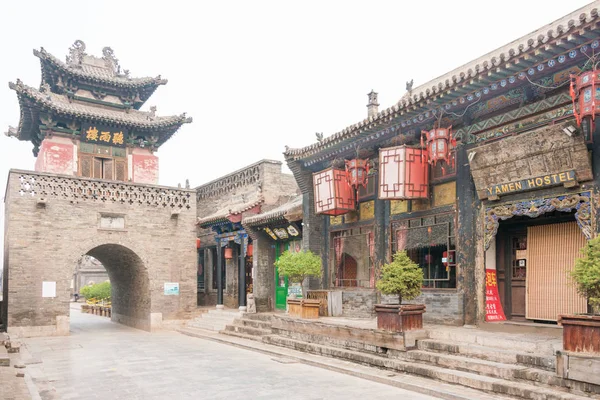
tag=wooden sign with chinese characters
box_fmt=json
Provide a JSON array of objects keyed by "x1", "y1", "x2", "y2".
[
  {"x1": 81, "y1": 123, "x2": 127, "y2": 148},
  {"x1": 485, "y1": 269, "x2": 506, "y2": 322},
  {"x1": 485, "y1": 170, "x2": 576, "y2": 198}
]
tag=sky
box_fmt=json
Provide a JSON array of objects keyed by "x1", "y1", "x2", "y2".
[{"x1": 0, "y1": 0, "x2": 594, "y2": 265}]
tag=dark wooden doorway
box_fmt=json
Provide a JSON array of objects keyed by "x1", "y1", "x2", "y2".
[{"x1": 496, "y1": 229, "x2": 527, "y2": 320}]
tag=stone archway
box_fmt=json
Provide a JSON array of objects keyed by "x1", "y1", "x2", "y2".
[{"x1": 83, "y1": 244, "x2": 151, "y2": 331}]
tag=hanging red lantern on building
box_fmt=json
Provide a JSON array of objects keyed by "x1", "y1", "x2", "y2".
[
  {"x1": 247, "y1": 243, "x2": 253, "y2": 257},
  {"x1": 313, "y1": 167, "x2": 355, "y2": 215},
  {"x1": 378, "y1": 145, "x2": 429, "y2": 200},
  {"x1": 224, "y1": 247, "x2": 233, "y2": 259},
  {"x1": 570, "y1": 70, "x2": 600, "y2": 126},
  {"x1": 344, "y1": 159, "x2": 369, "y2": 189},
  {"x1": 421, "y1": 126, "x2": 455, "y2": 166}
]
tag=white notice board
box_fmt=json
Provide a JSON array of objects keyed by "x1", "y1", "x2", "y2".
[{"x1": 42, "y1": 281, "x2": 56, "y2": 298}]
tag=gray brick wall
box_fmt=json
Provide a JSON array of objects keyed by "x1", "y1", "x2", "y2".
[
  {"x1": 4, "y1": 170, "x2": 197, "y2": 336},
  {"x1": 382, "y1": 291, "x2": 464, "y2": 325},
  {"x1": 342, "y1": 290, "x2": 377, "y2": 318}
]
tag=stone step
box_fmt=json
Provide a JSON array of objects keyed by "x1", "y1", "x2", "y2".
[
  {"x1": 427, "y1": 328, "x2": 559, "y2": 356},
  {"x1": 263, "y1": 335, "x2": 591, "y2": 400},
  {"x1": 242, "y1": 313, "x2": 274, "y2": 322},
  {"x1": 237, "y1": 318, "x2": 272, "y2": 330},
  {"x1": 224, "y1": 324, "x2": 271, "y2": 337},
  {"x1": 207, "y1": 309, "x2": 241, "y2": 316},
  {"x1": 220, "y1": 330, "x2": 264, "y2": 342},
  {"x1": 0, "y1": 346, "x2": 9, "y2": 367},
  {"x1": 418, "y1": 339, "x2": 556, "y2": 371},
  {"x1": 193, "y1": 314, "x2": 239, "y2": 324}
]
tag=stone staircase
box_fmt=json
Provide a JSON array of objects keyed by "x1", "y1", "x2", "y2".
[
  {"x1": 222, "y1": 313, "x2": 273, "y2": 341},
  {"x1": 185, "y1": 309, "x2": 240, "y2": 332},
  {"x1": 262, "y1": 319, "x2": 599, "y2": 400}
]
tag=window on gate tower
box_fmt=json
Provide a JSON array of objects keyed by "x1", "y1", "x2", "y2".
[{"x1": 78, "y1": 143, "x2": 127, "y2": 181}]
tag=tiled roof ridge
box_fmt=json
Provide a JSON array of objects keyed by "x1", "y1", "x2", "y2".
[
  {"x1": 243, "y1": 194, "x2": 303, "y2": 225},
  {"x1": 8, "y1": 80, "x2": 192, "y2": 128},
  {"x1": 196, "y1": 195, "x2": 265, "y2": 226},
  {"x1": 284, "y1": 1, "x2": 599, "y2": 159},
  {"x1": 34, "y1": 47, "x2": 168, "y2": 88}
]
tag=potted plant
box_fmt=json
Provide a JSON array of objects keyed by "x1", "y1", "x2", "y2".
[
  {"x1": 275, "y1": 250, "x2": 322, "y2": 319},
  {"x1": 559, "y1": 236, "x2": 600, "y2": 353},
  {"x1": 375, "y1": 251, "x2": 425, "y2": 332}
]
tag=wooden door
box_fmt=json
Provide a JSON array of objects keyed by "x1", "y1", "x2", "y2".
[
  {"x1": 526, "y1": 222, "x2": 587, "y2": 321},
  {"x1": 509, "y1": 234, "x2": 527, "y2": 319}
]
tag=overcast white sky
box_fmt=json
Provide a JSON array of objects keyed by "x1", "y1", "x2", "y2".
[{"x1": 0, "y1": 0, "x2": 593, "y2": 264}]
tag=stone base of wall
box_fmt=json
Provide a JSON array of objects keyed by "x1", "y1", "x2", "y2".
[
  {"x1": 224, "y1": 295, "x2": 239, "y2": 309},
  {"x1": 112, "y1": 312, "x2": 151, "y2": 331},
  {"x1": 342, "y1": 290, "x2": 377, "y2": 318},
  {"x1": 198, "y1": 292, "x2": 217, "y2": 307},
  {"x1": 382, "y1": 290, "x2": 464, "y2": 326},
  {"x1": 7, "y1": 315, "x2": 70, "y2": 338}
]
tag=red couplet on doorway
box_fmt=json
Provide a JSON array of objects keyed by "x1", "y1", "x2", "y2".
[{"x1": 485, "y1": 269, "x2": 506, "y2": 322}]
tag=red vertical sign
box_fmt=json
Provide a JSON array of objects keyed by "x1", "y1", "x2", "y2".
[{"x1": 485, "y1": 269, "x2": 506, "y2": 322}]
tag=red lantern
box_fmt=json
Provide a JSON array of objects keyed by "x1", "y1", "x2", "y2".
[
  {"x1": 247, "y1": 243, "x2": 253, "y2": 257},
  {"x1": 313, "y1": 167, "x2": 355, "y2": 215},
  {"x1": 224, "y1": 247, "x2": 233, "y2": 259},
  {"x1": 345, "y1": 159, "x2": 369, "y2": 189},
  {"x1": 421, "y1": 126, "x2": 455, "y2": 166},
  {"x1": 379, "y1": 146, "x2": 429, "y2": 200},
  {"x1": 570, "y1": 70, "x2": 600, "y2": 126},
  {"x1": 196, "y1": 238, "x2": 201, "y2": 249}
]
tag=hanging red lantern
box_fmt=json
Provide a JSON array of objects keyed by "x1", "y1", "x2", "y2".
[
  {"x1": 313, "y1": 168, "x2": 355, "y2": 215},
  {"x1": 196, "y1": 238, "x2": 201, "y2": 249},
  {"x1": 345, "y1": 159, "x2": 369, "y2": 189},
  {"x1": 421, "y1": 126, "x2": 455, "y2": 166},
  {"x1": 247, "y1": 243, "x2": 253, "y2": 257},
  {"x1": 570, "y1": 70, "x2": 600, "y2": 126},
  {"x1": 224, "y1": 247, "x2": 233, "y2": 259}
]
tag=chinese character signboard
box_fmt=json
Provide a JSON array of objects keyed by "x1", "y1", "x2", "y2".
[
  {"x1": 485, "y1": 269, "x2": 506, "y2": 322},
  {"x1": 81, "y1": 123, "x2": 127, "y2": 148}
]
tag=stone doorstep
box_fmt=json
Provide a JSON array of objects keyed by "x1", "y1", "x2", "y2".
[
  {"x1": 223, "y1": 324, "x2": 271, "y2": 337},
  {"x1": 243, "y1": 313, "x2": 274, "y2": 322},
  {"x1": 219, "y1": 330, "x2": 264, "y2": 343},
  {"x1": 187, "y1": 321, "x2": 228, "y2": 331},
  {"x1": 263, "y1": 335, "x2": 590, "y2": 400},
  {"x1": 418, "y1": 339, "x2": 556, "y2": 371},
  {"x1": 197, "y1": 314, "x2": 240, "y2": 323},
  {"x1": 237, "y1": 318, "x2": 272, "y2": 330},
  {"x1": 177, "y1": 327, "x2": 504, "y2": 400}
]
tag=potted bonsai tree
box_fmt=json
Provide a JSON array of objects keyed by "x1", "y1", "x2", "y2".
[
  {"x1": 275, "y1": 249, "x2": 322, "y2": 319},
  {"x1": 375, "y1": 251, "x2": 425, "y2": 332},
  {"x1": 559, "y1": 236, "x2": 600, "y2": 353}
]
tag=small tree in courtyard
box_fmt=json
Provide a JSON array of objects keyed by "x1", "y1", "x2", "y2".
[
  {"x1": 275, "y1": 250, "x2": 322, "y2": 298},
  {"x1": 376, "y1": 251, "x2": 423, "y2": 305},
  {"x1": 571, "y1": 236, "x2": 600, "y2": 314}
]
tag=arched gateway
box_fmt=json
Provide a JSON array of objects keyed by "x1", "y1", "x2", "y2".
[{"x1": 1, "y1": 41, "x2": 196, "y2": 337}]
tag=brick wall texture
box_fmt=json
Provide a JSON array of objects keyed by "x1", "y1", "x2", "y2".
[{"x1": 3, "y1": 170, "x2": 197, "y2": 337}]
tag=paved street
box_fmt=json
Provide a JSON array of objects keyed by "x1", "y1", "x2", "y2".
[{"x1": 18, "y1": 305, "x2": 441, "y2": 400}]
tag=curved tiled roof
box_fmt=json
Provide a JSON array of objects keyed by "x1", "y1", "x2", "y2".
[
  {"x1": 9, "y1": 81, "x2": 192, "y2": 130},
  {"x1": 243, "y1": 195, "x2": 303, "y2": 226},
  {"x1": 196, "y1": 194, "x2": 265, "y2": 227},
  {"x1": 34, "y1": 47, "x2": 167, "y2": 88},
  {"x1": 284, "y1": 2, "x2": 600, "y2": 160}
]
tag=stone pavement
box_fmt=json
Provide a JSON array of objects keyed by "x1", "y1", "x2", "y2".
[
  {"x1": 15, "y1": 304, "x2": 443, "y2": 400},
  {"x1": 0, "y1": 350, "x2": 31, "y2": 400}
]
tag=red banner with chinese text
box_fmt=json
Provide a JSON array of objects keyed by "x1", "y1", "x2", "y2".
[{"x1": 485, "y1": 269, "x2": 506, "y2": 322}]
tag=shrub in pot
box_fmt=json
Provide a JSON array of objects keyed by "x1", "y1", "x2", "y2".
[
  {"x1": 559, "y1": 236, "x2": 600, "y2": 353},
  {"x1": 375, "y1": 251, "x2": 425, "y2": 332},
  {"x1": 275, "y1": 250, "x2": 322, "y2": 318}
]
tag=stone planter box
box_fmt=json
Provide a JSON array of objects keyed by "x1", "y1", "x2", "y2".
[
  {"x1": 556, "y1": 350, "x2": 600, "y2": 385},
  {"x1": 558, "y1": 314, "x2": 600, "y2": 353},
  {"x1": 287, "y1": 298, "x2": 320, "y2": 319},
  {"x1": 375, "y1": 304, "x2": 426, "y2": 332}
]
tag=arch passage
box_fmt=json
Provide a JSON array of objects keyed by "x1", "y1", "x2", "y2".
[{"x1": 86, "y1": 244, "x2": 150, "y2": 331}]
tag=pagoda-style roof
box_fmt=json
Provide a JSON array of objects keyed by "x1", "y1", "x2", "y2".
[
  {"x1": 243, "y1": 195, "x2": 303, "y2": 226},
  {"x1": 197, "y1": 192, "x2": 264, "y2": 228},
  {"x1": 9, "y1": 80, "x2": 191, "y2": 148},
  {"x1": 34, "y1": 41, "x2": 167, "y2": 108},
  {"x1": 284, "y1": 2, "x2": 600, "y2": 163}
]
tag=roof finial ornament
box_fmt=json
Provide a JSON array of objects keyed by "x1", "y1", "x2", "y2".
[
  {"x1": 4, "y1": 126, "x2": 17, "y2": 138},
  {"x1": 147, "y1": 106, "x2": 157, "y2": 120},
  {"x1": 66, "y1": 40, "x2": 86, "y2": 67},
  {"x1": 367, "y1": 90, "x2": 379, "y2": 118},
  {"x1": 316, "y1": 132, "x2": 324, "y2": 142},
  {"x1": 102, "y1": 47, "x2": 120, "y2": 75},
  {"x1": 185, "y1": 179, "x2": 190, "y2": 189},
  {"x1": 406, "y1": 79, "x2": 414, "y2": 94}
]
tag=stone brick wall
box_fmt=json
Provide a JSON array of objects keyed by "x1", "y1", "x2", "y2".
[
  {"x1": 382, "y1": 290, "x2": 464, "y2": 325},
  {"x1": 4, "y1": 170, "x2": 197, "y2": 337},
  {"x1": 253, "y1": 235, "x2": 275, "y2": 312},
  {"x1": 342, "y1": 290, "x2": 377, "y2": 318}
]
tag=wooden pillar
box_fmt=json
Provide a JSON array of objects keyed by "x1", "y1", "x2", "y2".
[
  {"x1": 216, "y1": 238, "x2": 223, "y2": 306},
  {"x1": 238, "y1": 238, "x2": 247, "y2": 308}
]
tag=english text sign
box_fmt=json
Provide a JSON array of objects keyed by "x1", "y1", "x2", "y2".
[{"x1": 486, "y1": 170, "x2": 576, "y2": 197}]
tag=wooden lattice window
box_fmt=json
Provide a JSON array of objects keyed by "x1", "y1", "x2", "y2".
[{"x1": 79, "y1": 154, "x2": 127, "y2": 181}]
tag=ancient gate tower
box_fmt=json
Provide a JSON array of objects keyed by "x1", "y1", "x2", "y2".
[{"x1": 2, "y1": 40, "x2": 197, "y2": 336}]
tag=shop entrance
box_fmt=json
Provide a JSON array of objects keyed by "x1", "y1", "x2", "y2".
[
  {"x1": 275, "y1": 242, "x2": 289, "y2": 310},
  {"x1": 496, "y1": 214, "x2": 587, "y2": 322}
]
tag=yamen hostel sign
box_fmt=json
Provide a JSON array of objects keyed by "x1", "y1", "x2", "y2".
[{"x1": 486, "y1": 170, "x2": 576, "y2": 197}]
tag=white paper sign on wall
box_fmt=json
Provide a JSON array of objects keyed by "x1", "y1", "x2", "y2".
[{"x1": 42, "y1": 281, "x2": 56, "y2": 298}]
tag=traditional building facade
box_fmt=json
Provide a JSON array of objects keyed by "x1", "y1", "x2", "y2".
[
  {"x1": 195, "y1": 160, "x2": 299, "y2": 310},
  {"x1": 285, "y1": 3, "x2": 600, "y2": 325},
  {"x1": 2, "y1": 41, "x2": 196, "y2": 336}
]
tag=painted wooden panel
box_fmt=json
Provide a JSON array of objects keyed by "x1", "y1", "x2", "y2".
[
  {"x1": 526, "y1": 222, "x2": 587, "y2": 321},
  {"x1": 390, "y1": 200, "x2": 408, "y2": 215},
  {"x1": 433, "y1": 181, "x2": 456, "y2": 207},
  {"x1": 359, "y1": 201, "x2": 375, "y2": 220}
]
